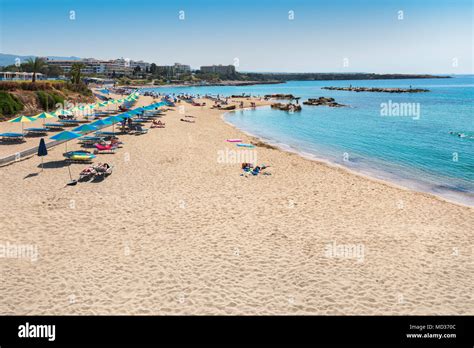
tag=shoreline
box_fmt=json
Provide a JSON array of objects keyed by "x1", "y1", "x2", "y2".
[
  {"x1": 221, "y1": 108, "x2": 474, "y2": 210},
  {"x1": 123, "y1": 81, "x2": 284, "y2": 89}
]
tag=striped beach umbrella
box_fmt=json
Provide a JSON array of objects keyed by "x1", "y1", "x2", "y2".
[
  {"x1": 34, "y1": 112, "x2": 56, "y2": 126},
  {"x1": 54, "y1": 109, "x2": 73, "y2": 116},
  {"x1": 8, "y1": 115, "x2": 35, "y2": 133}
]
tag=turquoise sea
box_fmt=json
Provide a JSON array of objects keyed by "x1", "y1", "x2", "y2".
[{"x1": 142, "y1": 75, "x2": 474, "y2": 206}]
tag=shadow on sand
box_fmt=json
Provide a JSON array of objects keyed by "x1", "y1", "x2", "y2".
[
  {"x1": 37, "y1": 160, "x2": 69, "y2": 169},
  {"x1": 23, "y1": 172, "x2": 40, "y2": 179}
]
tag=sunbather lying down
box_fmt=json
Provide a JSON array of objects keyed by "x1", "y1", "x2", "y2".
[
  {"x1": 185, "y1": 115, "x2": 196, "y2": 118},
  {"x1": 180, "y1": 118, "x2": 195, "y2": 123},
  {"x1": 79, "y1": 163, "x2": 113, "y2": 181},
  {"x1": 151, "y1": 120, "x2": 165, "y2": 128},
  {"x1": 240, "y1": 163, "x2": 271, "y2": 177}
]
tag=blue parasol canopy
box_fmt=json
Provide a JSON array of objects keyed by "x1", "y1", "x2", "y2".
[
  {"x1": 50, "y1": 130, "x2": 82, "y2": 141},
  {"x1": 73, "y1": 124, "x2": 98, "y2": 133}
]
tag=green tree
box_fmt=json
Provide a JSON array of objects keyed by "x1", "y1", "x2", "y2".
[
  {"x1": 24, "y1": 57, "x2": 45, "y2": 82},
  {"x1": 133, "y1": 65, "x2": 141, "y2": 76},
  {"x1": 45, "y1": 65, "x2": 63, "y2": 78},
  {"x1": 70, "y1": 62, "x2": 85, "y2": 84}
]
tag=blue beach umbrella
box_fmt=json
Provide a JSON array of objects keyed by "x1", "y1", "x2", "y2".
[
  {"x1": 73, "y1": 123, "x2": 98, "y2": 133},
  {"x1": 50, "y1": 130, "x2": 82, "y2": 152},
  {"x1": 37, "y1": 138, "x2": 48, "y2": 171},
  {"x1": 105, "y1": 115, "x2": 125, "y2": 123},
  {"x1": 90, "y1": 118, "x2": 113, "y2": 128},
  {"x1": 8, "y1": 115, "x2": 35, "y2": 134},
  {"x1": 50, "y1": 131, "x2": 82, "y2": 184},
  {"x1": 105, "y1": 115, "x2": 125, "y2": 132}
]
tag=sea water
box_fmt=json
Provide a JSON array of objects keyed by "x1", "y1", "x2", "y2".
[{"x1": 143, "y1": 76, "x2": 474, "y2": 206}]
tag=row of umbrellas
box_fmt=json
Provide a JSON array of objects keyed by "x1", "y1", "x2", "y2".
[
  {"x1": 49, "y1": 100, "x2": 167, "y2": 145},
  {"x1": 7, "y1": 91, "x2": 141, "y2": 132}
]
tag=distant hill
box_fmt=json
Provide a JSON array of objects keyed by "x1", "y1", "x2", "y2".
[{"x1": 0, "y1": 53, "x2": 82, "y2": 67}]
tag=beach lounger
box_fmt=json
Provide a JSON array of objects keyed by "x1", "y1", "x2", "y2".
[
  {"x1": 133, "y1": 125, "x2": 148, "y2": 135},
  {"x1": 0, "y1": 132, "x2": 25, "y2": 143},
  {"x1": 58, "y1": 115, "x2": 75, "y2": 120},
  {"x1": 59, "y1": 120, "x2": 82, "y2": 127},
  {"x1": 93, "y1": 163, "x2": 113, "y2": 179},
  {"x1": 95, "y1": 131, "x2": 118, "y2": 137},
  {"x1": 93, "y1": 143, "x2": 118, "y2": 154},
  {"x1": 24, "y1": 127, "x2": 50, "y2": 136},
  {"x1": 44, "y1": 123, "x2": 65, "y2": 131},
  {"x1": 79, "y1": 136, "x2": 105, "y2": 146},
  {"x1": 79, "y1": 166, "x2": 97, "y2": 181}
]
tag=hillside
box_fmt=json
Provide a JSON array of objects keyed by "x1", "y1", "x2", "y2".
[{"x1": 0, "y1": 81, "x2": 93, "y2": 121}]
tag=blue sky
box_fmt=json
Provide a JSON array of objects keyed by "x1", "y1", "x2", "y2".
[{"x1": 0, "y1": 0, "x2": 472, "y2": 73}]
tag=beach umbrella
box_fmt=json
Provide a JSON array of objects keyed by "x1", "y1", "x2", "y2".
[
  {"x1": 73, "y1": 123, "x2": 98, "y2": 133},
  {"x1": 91, "y1": 118, "x2": 113, "y2": 128},
  {"x1": 8, "y1": 115, "x2": 35, "y2": 134},
  {"x1": 119, "y1": 112, "x2": 134, "y2": 119},
  {"x1": 50, "y1": 131, "x2": 82, "y2": 185},
  {"x1": 105, "y1": 115, "x2": 124, "y2": 123},
  {"x1": 54, "y1": 109, "x2": 73, "y2": 116},
  {"x1": 104, "y1": 115, "x2": 125, "y2": 133},
  {"x1": 33, "y1": 112, "x2": 56, "y2": 127},
  {"x1": 37, "y1": 138, "x2": 48, "y2": 172},
  {"x1": 50, "y1": 130, "x2": 82, "y2": 141}
]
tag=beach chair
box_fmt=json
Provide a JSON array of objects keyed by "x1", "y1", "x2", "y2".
[
  {"x1": 79, "y1": 166, "x2": 97, "y2": 182},
  {"x1": 132, "y1": 125, "x2": 148, "y2": 135},
  {"x1": 93, "y1": 163, "x2": 113, "y2": 179},
  {"x1": 93, "y1": 143, "x2": 118, "y2": 154},
  {"x1": 44, "y1": 123, "x2": 65, "y2": 131},
  {"x1": 79, "y1": 136, "x2": 105, "y2": 147},
  {"x1": 24, "y1": 128, "x2": 49, "y2": 136},
  {"x1": 0, "y1": 132, "x2": 25, "y2": 143}
]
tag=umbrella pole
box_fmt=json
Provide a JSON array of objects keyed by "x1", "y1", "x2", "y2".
[
  {"x1": 41, "y1": 157, "x2": 44, "y2": 172},
  {"x1": 68, "y1": 163, "x2": 73, "y2": 181},
  {"x1": 66, "y1": 142, "x2": 73, "y2": 181}
]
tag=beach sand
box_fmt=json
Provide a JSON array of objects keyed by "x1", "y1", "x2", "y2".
[{"x1": 0, "y1": 94, "x2": 472, "y2": 315}]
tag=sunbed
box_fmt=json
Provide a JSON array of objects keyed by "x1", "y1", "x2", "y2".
[
  {"x1": 24, "y1": 127, "x2": 50, "y2": 136},
  {"x1": 59, "y1": 120, "x2": 82, "y2": 127},
  {"x1": 79, "y1": 136, "x2": 105, "y2": 146},
  {"x1": 0, "y1": 132, "x2": 25, "y2": 143},
  {"x1": 133, "y1": 125, "x2": 148, "y2": 135},
  {"x1": 93, "y1": 143, "x2": 118, "y2": 154},
  {"x1": 44, "y1": 123, "x2": 65, "y2": 131}
]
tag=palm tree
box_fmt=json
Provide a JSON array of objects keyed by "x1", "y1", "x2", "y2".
[
  {"x1": 25, "y1": 57, "x2": 45, "y2": 83},
  {"x1": 70, "y1": 62, "x2": 85, "y2": 84}
]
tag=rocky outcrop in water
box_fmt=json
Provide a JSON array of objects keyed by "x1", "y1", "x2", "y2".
[
  {"x1": 265, "y1": 94, "x2": 297, "y2": 99},
  {"x1": 303, "y1": 97, "x2": 346, "y2": 107},
  {"x1": 271, "y1": 103, "x2": 302, "y2": 112},
  {"x1": 322, "y1": 87, "x2": 429, "y2": 93}
]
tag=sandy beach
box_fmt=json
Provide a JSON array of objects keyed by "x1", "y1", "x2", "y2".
[{"x1": 0, "y1": 94, "x2": 472, "y2": 315}]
